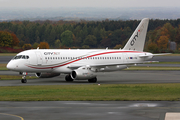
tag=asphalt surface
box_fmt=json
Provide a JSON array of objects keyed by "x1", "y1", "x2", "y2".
[
  {"x1": 0, "y1": 56, "x2": 13, "y2": 63},
  {"x1": 1, "y1": 101, "x2": 180, "y2": 120},
  {"x1": 0, "y1": 70, "x2": 180, "y2": 86},
  {"x1": 151, "y1": 55, "x2": 180, "y2": 62}
]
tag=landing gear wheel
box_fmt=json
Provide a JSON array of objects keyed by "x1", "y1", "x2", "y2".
[
  {"x1": 21, "y1": 79, "x2": 27, "y2": 83},
  {"x1": 65, "y1": 75, "x2": 74, "y2": 82},
  {"x1": 88, "y1": 77, "x2": 97, "y2": 83},
  {"x1": 21, "y1": 72, "x2": 27, "y2": 83}
]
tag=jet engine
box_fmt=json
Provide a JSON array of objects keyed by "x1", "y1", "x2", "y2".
[
  {"x1": 35, "y1": 73, "x2": 60, "y2": 78},
  {"x1": 71, "y1": 67, "x2": 96, "y2": 80}
]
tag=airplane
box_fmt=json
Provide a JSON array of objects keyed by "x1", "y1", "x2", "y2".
[{"x1": 6, "y1": 18, "x2": 165, "y2": 83}]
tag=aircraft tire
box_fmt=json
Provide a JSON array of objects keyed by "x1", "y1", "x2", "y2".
[
  {"x1": 65, "y1": 75, "x2": 73, "y2": 82},
  {"x1": 88, "y1": 77, "x2": 97, "y2": 83},
  {"x1": 21, "y1": 79, "x2": 27, "y2": 83}
]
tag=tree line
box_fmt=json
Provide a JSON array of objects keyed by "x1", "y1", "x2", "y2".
[{"x1": 0, "y1": 19, "x2": 180, "y2": 52}]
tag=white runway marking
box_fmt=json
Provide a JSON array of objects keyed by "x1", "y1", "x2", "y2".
[
  {"x1": 165, "y1": 113, "x2": 180, "y2": 120},
  {"x1": 0, "y1": 113, "x2": 24, "y2": 120}
]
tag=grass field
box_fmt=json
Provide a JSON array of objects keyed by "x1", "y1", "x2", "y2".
[
  {"x1": 0, "y1": 84, "x2": 180, "y2": 101},
  {"x1": 0, "y1": 64, "x2": 8, "y2": 70},
  {"x1": 147, "y1": 62, "x2": 180, "y2": 64},
  {"x1": 126, "y1": 66, "x2": 180, "y2": 71},
  {"x1": 0, "y1": 53, "x2": 16, "y2": 56},
  {"x1": 0, "y1": 75, "x2": 36, "y2": 80}
]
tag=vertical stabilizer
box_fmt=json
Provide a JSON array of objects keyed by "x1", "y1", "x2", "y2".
[{"x1": 123, "y1": 18, "x2": 149, "y2": 51}]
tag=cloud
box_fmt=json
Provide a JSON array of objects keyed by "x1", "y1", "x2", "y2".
[{"x1": 0, "y1": 0, "x2": 180, "y2": 8}]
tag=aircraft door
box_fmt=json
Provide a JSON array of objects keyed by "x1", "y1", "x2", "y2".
[
  {"x1": 35, "y1": 51, "x2": 43, "y2": 65},
  {"x1": 123, "y1": 53, "x2": 128, "y2": 63}
]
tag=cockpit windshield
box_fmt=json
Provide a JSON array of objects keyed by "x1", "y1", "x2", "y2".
[{"x1": 12, "y1": 55, "x2": 29, "y2": 60}]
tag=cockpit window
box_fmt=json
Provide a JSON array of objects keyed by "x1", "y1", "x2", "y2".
[
  {"x1": 22, "y1": 55, "x2": 26, "y2": 59},
  {"x1": 12, "y1": 55, "x2": 29, "y2": 60},
  {"x1": 13, "y1": 55, "x2": 22, "y2": 59}
]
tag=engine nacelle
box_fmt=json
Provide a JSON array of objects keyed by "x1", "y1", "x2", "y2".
[
  {"x1": 71, "y1": 67, "x2": 96, "y2": 80},
  {"x1": 35, "y1": 73, "x2": 60, "y2": 78}
]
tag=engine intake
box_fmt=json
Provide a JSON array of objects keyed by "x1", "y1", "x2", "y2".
[{"x1": 71, "y1": 67, "x2": 96, "y2": 80}]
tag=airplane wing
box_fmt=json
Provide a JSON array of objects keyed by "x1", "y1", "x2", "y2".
[{"x1": 68, "y1": 63, "x2": 135, "y2": 70}]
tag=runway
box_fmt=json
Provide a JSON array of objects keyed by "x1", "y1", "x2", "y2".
[
  {"x1": 0, "y1": 101, "x2": 180, "y2": 120},
  {"x1": 0, "y1": 70, "x2": 180, "y2": 86}
]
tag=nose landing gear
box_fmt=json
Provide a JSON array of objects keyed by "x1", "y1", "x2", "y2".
[
  {"x1": 20, "y1": 72, "x2": 28, "y2": 83},
  {"x1": 21, "y1": 76, "x2": 27, "y2": 83}
]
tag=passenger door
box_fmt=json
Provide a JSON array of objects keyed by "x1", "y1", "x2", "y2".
[{"x1": 35, "y1": 51, "x2": 43, "y2": 66}]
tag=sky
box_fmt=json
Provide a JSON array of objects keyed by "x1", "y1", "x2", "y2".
[{"x1": 0, "y1": 0, "x2": 180, "y2": 8}]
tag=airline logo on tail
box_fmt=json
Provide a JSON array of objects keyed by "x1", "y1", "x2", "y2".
[{"x1": 130, "y1": 32, "x2": 138, "y2": 46}]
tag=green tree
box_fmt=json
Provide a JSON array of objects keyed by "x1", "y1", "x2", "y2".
[
  {"x1": 32, "y1": 42, "x2": 39, "y2": 49},
  {"x1": 157, "y1": 36, "x2": 169, "y2": 51},
  {"x1": 0, "y1": 31, "x2": 13, "y2": 47},
  {"x1": 114, "y1": 44, "x2": 123, "y2": 49},
  {"x1": 147, "y1": 41, "x2": 159, "y2": 53},
  {"x1": 54, "y1": 39, "x2": 61, "y2": 48},
  {"x1": 22, "y1": 44, "x2": 32, "y2": 50},
  {"x1": 61, "y1": 30, "x2": 73, "y2": 47},
  {"x1": 175, "y1": 25, "x2": 180, "y2": 44},
  {"x1": 82, "y1": 45, "x2": 90, "y2": 49},
  {"x1": 83, "y1": 35, "x2": 97, "y2": 48},
  {"x1": 47, "y1": 27, "x2": 56, "y2": 45},
  {"x1": 11, "y1": 32, "x2": 19, "y2": 47},
  {"x1": 38, "y1": 42, "x2": 50, "y2": 49}
]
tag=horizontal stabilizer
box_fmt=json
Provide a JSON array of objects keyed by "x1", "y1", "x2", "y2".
[
  {"x1": 153, "y1": 53, "x2": 171, "y2": 56},
  {"x1": 139, "y1": 54, "x2": 153, "y2": 58},
  {"x1": 139, "y1": 53, "x2": 171, "y2": 58}
]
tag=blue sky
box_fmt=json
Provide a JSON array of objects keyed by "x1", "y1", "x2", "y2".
[{"x1": 0, "y1": 0, "x2": 179, "y2": 8}]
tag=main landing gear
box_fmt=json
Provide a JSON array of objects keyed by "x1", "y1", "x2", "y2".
[
  {"x1": 65, "y1": 74, "x2": 74, "y2": 82},
  {"x1": 20, "y1": 72, "x2": 28, "y2": 83},
  {"x1": 65, "y1": 74, "x2": 97, "y2": 83},
  {"x1": 88, "y1": 77, "x2": 97, "y2": 83}
]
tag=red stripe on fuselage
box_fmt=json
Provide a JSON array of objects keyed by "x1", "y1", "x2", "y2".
[{"x1": 26, "y1": 51, "x2": 143, "y2": 69}]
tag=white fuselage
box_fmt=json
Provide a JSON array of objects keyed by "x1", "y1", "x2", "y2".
[{"x1": 7, "y1": 49, "x2": 153, "y2": 73}]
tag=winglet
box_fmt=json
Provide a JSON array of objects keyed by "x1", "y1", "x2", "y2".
[{"x1": 123, "y1": 18, "x2": 149, "y2": 52}]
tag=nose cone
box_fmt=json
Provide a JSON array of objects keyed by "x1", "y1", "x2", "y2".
[{"x1": 6, "y1": 61, "x2": 14, "y2": 70}]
